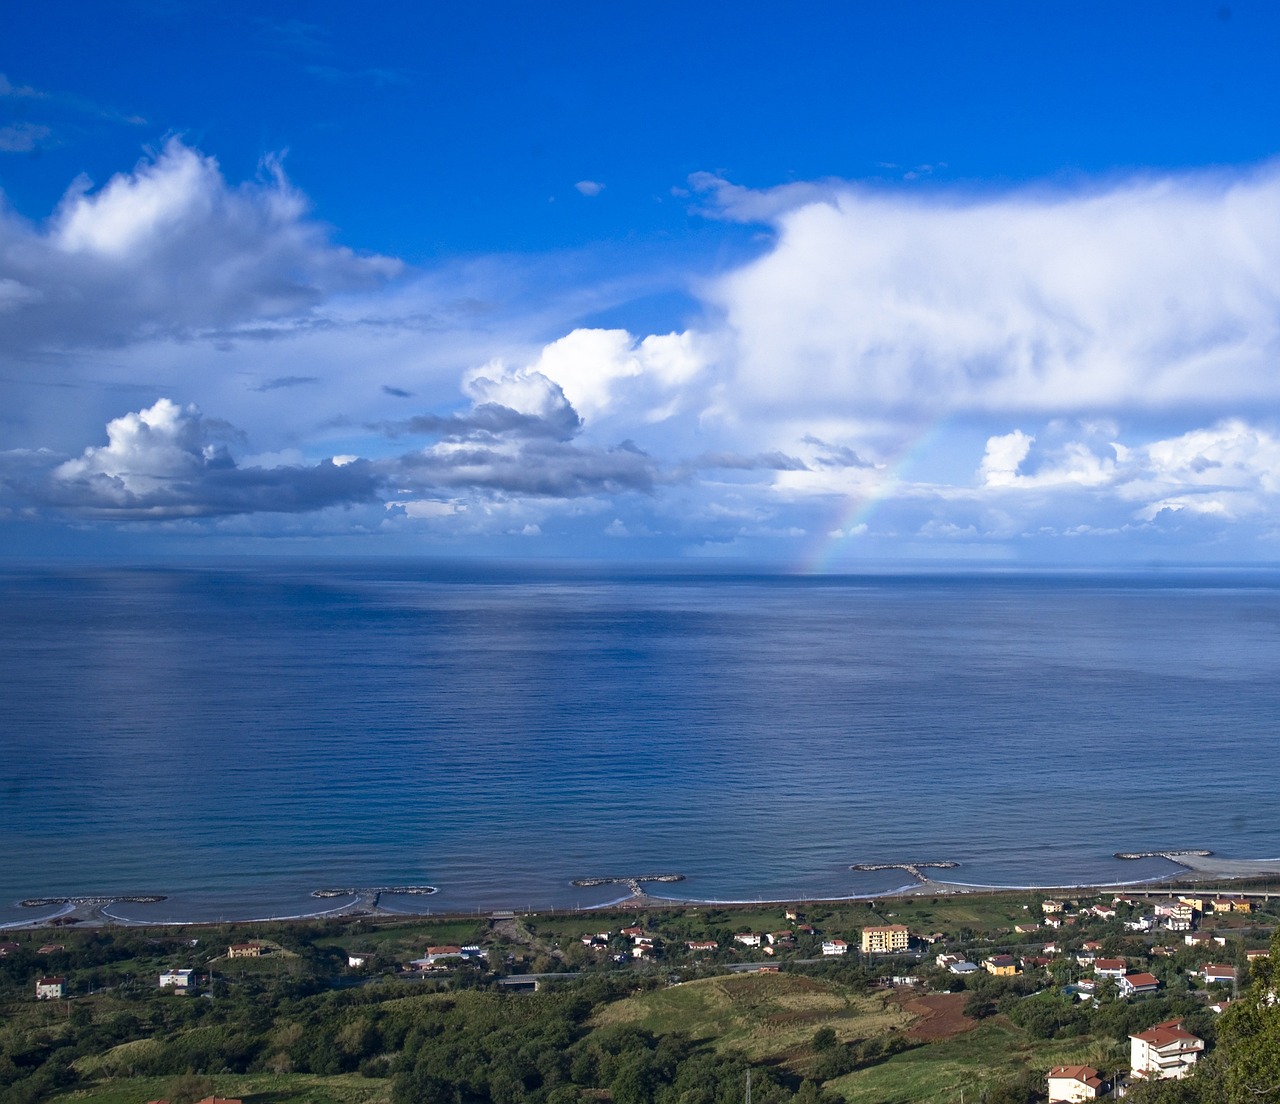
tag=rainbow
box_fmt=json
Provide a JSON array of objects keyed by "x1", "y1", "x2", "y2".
[{"x1": 798, "y1": 420, "x2": 948, "y2": 574}]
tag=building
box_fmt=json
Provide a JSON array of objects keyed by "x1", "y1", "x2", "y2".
[
  {"x1": 35, "y1": 977, "x2": 66, "y2": 1000},
  {"x1": 1130, "y1": 1019, "x2": 1204, "y2": 1080},
  {"x1": 1199, "y1": 963, "x2": 1237, "y2": 984},
  {"x1": 159, "y1": 969, "x2": 195, "y2": 989},
  {"x1": 347, "y1": 952, "x2": 372, "y2": 968},
  {"x1": 1094, "y1": 958, "x2": 1127, "y2": 979},
  {"x1": 1118, "y1": 972, "x2": 1161, "y2": 997},
  {"x1": 983, "y1": 954, "x2": 1019, "y2": 976},
  {"x1": 821, "y1": 939, "x2": 848, "y2": 956},
  {"x1": 686, "y1": 940, "x2": 718, "y2": 951},
  {"x1": 860, "y1": 924, "x2": 909, "y2": 954},
  {"x1": 733, "y1": 932, "x2": 762, "y2": 947},
  {"x1": 1046, "y1": 1065, "x2": 1104, "y2": 1102},
  {"x1": 227, "y1": 942, "x2": 265, "y2": 958}
]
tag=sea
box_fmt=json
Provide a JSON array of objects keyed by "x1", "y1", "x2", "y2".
[{"x1": 3, "y1": 561, "x2": 1279, "y2": 926}]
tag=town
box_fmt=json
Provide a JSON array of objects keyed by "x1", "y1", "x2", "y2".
[{"x1": 0, "y1": 881, "x2": 1277, "y2": 1103}]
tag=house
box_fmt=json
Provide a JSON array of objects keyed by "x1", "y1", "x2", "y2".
[
  {"x1": 227, "y1": 942, "x2": 265, "y2": 958},
  {"x1": 1094, "y1": 958, "x2": 1127, "y2": 979},
  {"x1": 1198, "y1": 963, "x2": 1237, "y2": 984},
  {"x1": 1014, "y1": 923, "x2": 1040, "y2": 934},
  {"x1": 37, "y1": 943, "x2": 65, "y2": 954},
  {"x1": 784, "y1": 908, "x2": 801, "y2": 921},
  {"x1": 1184, "y1": 932, "x2": 1215, "y2": 947},
  {"x1": 1082, "y1": 940, "x2": 1104, "y2": 952},
  {"x1": 1178, "y1": 895, "x2": 1205, "y2": 912},
  {"x1": 860, "y1": 924, "x2": 909, "y2": 954},
  {"x1": 1130, "y1": 1019, "x2": 1204, "y2": 1080},
  {"x1": 1042, "y1": 899, "x2": 1065, "y2": 914},
  {"x1": 821, "y1": 939, "x2": 848, "y2": 956},
  {"x1": 194, "y1": 1098, "x2": 244, "y2": 1104},
  {"x1": 1246, "y1": 948, "x2": 1271, "y2": 962},
  {"x1": 733, "y1": 932, "x2": 762, "y2": 947},
  {"x1": 1118, "y1": 972, "x2": 1161, "y2": 997},
  {"x1": 159, "y1": 969, "x2": 195, "y2": 989},
  {"x1": 1090, "y1": 905, "x2": 1117, "y2": 920},
  {"x1": 1124, "y1": 916, "x2": 1155, "y2": 932},
  {"x1": 983, "y1": 954, "x2": 1019, "y2": 976},
  {"x1": 766, "y1": 931, "x2": 794, "y2": 945},
  {"x1": 1162, "y1": 915, "x2": 1192, "y2": 933},
  {"x1": 0, "y1": 941, "x2": 19, "y2": 956},
  {"x1": 1046, "y1": 1064, "x2": 1105, "y2": 1102},
  {"x1": 620, "y1": 926, "x2": 645, "y2": 938},
  {"x1": 1042, "y1": 942, "x2": 1060, "y2": 955},
  {"x1": 936, "y1": 953, "x2": 963, "y2": 968},
  {"x1": 347, "y1": 952, "x2": 372, "y2": 968},
  {"x1": 1075, "y1": 952, "x2": 1096, "y2": 968},
  {"x1": 35, "y1": 977, "x2": 66, "y2": 1000},
  {"x1": 948, "y1": 960, "x2": 979, "y2": 975},
  {"x1": 686, "y1": 940, "x2": 718, "y2": 951}
]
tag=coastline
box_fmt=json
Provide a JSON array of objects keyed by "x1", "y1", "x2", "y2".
[{"x1": 8, "y1": 851, "x2": 1280, "y2": 930}]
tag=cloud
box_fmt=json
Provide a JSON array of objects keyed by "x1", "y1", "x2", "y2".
[
  {"x1": 527, "y1": 328, "x2": 708, "y2": 422},
  {"x1": 379, "y1": 364, "x2": 655, "y2": 498},
  {"x1": 699, "y1": 165, "x2": 1280, "y2": 419},
  {"x1": 0, "y1": 139, "x2": 401, "y2": 355},
  {"x1": 253, "y1": 375, "x2": 320, "y2": 392},
  {"x1": 35, "y1": 399, "x2": 379, "y2": 519},
  {"x1": 0, "y1": 123, "x2": 51, "y2": 153},
  {"x1": 575, "y1": 180, "x2": 605, "y2": 197},
  {"x1": 382, "y1": 385, "x2": 414, "y2": 398}
]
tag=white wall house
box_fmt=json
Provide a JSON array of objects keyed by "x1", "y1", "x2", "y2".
[{"x1": 1130, "y1": 1020, "x2": 1204, "y2": 1080}]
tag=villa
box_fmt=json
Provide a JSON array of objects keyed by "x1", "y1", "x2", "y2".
[{"x1": 1130, "y1": 1019, "x2": 1204, "y2": 1080}]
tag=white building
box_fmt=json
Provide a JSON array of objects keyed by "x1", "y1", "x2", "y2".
[
  {"x1": 1046, "y1": 1065, "x2": 1104, "y2": 1102},
  {"x1": 1130, "y1": 1019, "x2": 1204, "y2": 1080},
  {"x1": 821, "y1": 939, "x2": 847, "y2": 956},
  {"x1": 35, "y1": 977, "x2": 66, "y2": 1000},
  {"x1": 159, "y1": 969, "x2": 195, "y2": 989}
]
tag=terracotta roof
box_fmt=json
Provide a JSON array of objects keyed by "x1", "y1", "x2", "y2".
[
  {"x1": 1048, "y1": 1064, "x2": 1102, "y2": 1088},
  {"x1": 1132, "y1": 1019, "x2": 1201, "y2": 1048},
  {"x1": 1123, "y1": 972, "x2": 1159, "y2": 987}
]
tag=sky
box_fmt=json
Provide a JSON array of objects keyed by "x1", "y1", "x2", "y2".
[{"x1": 4, "y1": 0, "x2": 1280, "y2": 567}]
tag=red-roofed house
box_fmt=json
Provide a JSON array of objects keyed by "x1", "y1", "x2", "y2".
[
  {"x1": 1118, "y1": 972, "x2": 1161, "y2": 997},
  {"x1": 1130, "y1": 1019, "x2": 1204, "y2": 1080},
  {"x1": 1199, "y1": 963, "x2": 1237, "y2": 984},
  {"x1": 1094, "y1": 958, "x2": 1127, "y2": 979},
  {"x1": 1046, "y1": 1064, "x2": 1105, "y2": 1102}
]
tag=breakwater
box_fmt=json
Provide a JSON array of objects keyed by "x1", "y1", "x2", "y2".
[
  {"x1": 1115, "y1": 850, "x2": 1213, "y2": 861},
  {"x1": 312, "y1": 886, "x2": 437, "y2": 898},
  {"x1": 20, "y1": 895, "x2": 166, "y2": 907},
  {"x1": 571, "y1": 874, "x2": 685, "y2": 897},
  {"x1": 849, "y1": 862, "x2": 958, "y2": 884}
]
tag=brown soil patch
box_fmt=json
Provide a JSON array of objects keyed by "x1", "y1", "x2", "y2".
[{"x1": 894, "y1": 991, "x2": 979, "y2": 1042}]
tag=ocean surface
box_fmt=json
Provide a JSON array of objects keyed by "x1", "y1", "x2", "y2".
[{"x1": 3, "y1": 561, "x2": 1280, "y2": 925}]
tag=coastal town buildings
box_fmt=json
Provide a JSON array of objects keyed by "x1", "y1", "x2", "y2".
[
  {"x1": 1046, "y1": 1064, "x2": 1104, "y2": 1102},
  {"x1": 1130, "y1": 1019, "x2": 1204, "y2": 1080},
  {"x1": 860, "y1": 924, "x2": 909, "y2": 953}
]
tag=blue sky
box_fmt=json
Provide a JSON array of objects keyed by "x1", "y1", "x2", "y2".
[{"x1": 4, "y1": 1, "x2": 1280, "y2": 566}]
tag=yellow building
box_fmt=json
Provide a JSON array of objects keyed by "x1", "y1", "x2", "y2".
[{"x1": 861, "y1": 924, "x2": 910, "y2": 954}]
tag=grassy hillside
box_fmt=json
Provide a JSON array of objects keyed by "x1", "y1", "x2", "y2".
[{"x1": 593, "y1": 972, "x2": 911, "y2": 1065}]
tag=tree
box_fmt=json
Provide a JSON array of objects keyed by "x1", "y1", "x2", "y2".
[{"x1": 1215, "y1": 928, "x2": 1280, "y2": 1103}]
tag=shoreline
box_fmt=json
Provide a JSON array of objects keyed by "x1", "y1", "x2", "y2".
[{"x1": 7, "y1": 851, "x2": 1280, "y2": 930}]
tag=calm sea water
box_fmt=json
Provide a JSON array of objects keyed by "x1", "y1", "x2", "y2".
[{"x1": 2, "y1": 562, "x2": 1279, "y2": 924}]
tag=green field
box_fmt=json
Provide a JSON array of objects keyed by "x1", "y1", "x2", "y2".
[
  {"x1": 593, "y1": 972, "x2": 912, "y2": 1065},
  {"x1": 48, "y1": 1072, "x2": 393, "y2": 1104},
  {"x1": 829, "y1": 1020, "x2": 1123, "y2": 1104}
]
